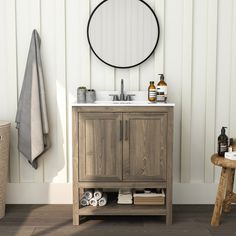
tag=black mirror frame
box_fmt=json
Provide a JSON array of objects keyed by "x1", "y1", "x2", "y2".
[{"x1": 87, "y1": 0, "x2": 160, "y2": 69}]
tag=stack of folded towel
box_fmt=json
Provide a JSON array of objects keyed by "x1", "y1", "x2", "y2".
[
  {"x1": 117, "y1": 189, "x2": 133, "y2": 204},
  {"x1": 80, "y1": 189, "x2": 108, "y2": 207}
]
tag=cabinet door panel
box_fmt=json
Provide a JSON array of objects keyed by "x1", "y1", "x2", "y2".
[
  {"x1": 79, "y1": 113, "x2": 122, "y2": 181},
  {"x1": 123, "y1": 113, "x2": 167, "y2": 181}
]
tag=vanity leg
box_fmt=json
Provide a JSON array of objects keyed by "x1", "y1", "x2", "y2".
[{"x1": 73, "y1": 183, "x2": 80, "y2": 226}]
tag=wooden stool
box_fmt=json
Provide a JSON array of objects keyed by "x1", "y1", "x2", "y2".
[{"x1": 211, "y1": 154, "x2": 236, "y2": 226}]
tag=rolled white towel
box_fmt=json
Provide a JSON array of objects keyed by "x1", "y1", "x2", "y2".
[
  {"x1": 80, "y1": 198, "x2": 89, "y2": 207},
  {"x1": 89, "y1": 198, "x2": 98, "y2": 207},
  {"x1": 82, "y1": 189, "x2": 94, "y2": 200},
  {"x1": 94, "y1": 189, "x2": 103, "y2": 200},
  {"x1": 98, "y1": 193, "x2": 108, "y2": 207}
]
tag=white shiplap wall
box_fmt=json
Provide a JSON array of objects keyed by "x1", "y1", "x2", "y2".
[{"x1": 0, "y1": 0, "x2": 236, "y2": 204}]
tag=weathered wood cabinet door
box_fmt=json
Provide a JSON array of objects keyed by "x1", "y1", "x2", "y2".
[
  {"x1": 123, "y1": 113, "x2": 168, "y2": 181},
  {"x1": 79, "y1": 113, "x2": 122, "y2": 181}
]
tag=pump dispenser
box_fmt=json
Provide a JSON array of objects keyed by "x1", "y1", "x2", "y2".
[
  {"x1": 218, "y1": 127, "x2": 228, "y2": 156},
  {"x1": 157, "y1": 74, "x2": 167, "y2": 102}
]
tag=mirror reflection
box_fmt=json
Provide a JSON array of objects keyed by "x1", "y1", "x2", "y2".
[{"x1": 87, "y1": 0, "x2": 160, "y2": 68}]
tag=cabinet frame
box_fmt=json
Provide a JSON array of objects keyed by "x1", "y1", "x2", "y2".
[{"x1": 72, "y1": 106, "x2": 173, "y2": 225}]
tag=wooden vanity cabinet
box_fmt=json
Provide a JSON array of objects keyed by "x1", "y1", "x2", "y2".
[
  {"x1": 123, "y1": 113, "x2": 167, "y2": 181},
  {"x1": 72, "y1": 106, "x2": 174, "y2": 226},
  {"x1": 79, "y1": 112, "x2": 122, "y2": 181}
]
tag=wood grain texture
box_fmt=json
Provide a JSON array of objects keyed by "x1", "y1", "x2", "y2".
[
  {"x1": 79, "y1": 113, "x2": 122, "y2": 181},
  {"x1": 166, "y1": 108, "x2": 173, "y2": 225},
  {"x1": 211, "y1": 154, "x2": 236, "y2": 169},
  {"x1": 72, "y1": 108, "x2": 79, "y2": 225},
  {"x1": 123, "y1": 113, "x2": 167, "y2": 181},
  {"x1": 3, "y1": 204, "x2": 234, "y2": 236},
  {"x1": 211, "y1": 167, "x2": 228, "y2": 226},
  {"x1": 223, "y1": 169, "x2": 235, "y2": 213},
  {"x1": 78, "y1": 205, "x2": 167, "y2": 216},
  {"x1": 78, "y1": 181, "x2": 167, "y2": 189},
  {"x1": 73, "y1": 106, "x2": 173, "y2": 225}
]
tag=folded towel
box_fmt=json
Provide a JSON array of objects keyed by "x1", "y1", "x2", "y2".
[
  {"x1": 94, "y1": 189, "x2": 103, "y2": 200},
  {"x1": 89, "y1": 198, "x2": 98, "y2": 207},
  {"x1": 117, "y1": 200, "x2": 133, "y2": 204},
  {"x1": 80, "y1": 198, "x2": 89, "y2": 207},
  {"x1": 82, "y1": 190, "x2": 94, "y2": 200},
  {"x1": 15, "y1": 29, "x2": 49, "y2": 169},
  {"x1": 98, "y1": 193, "x2": 108, "y2": 207}
]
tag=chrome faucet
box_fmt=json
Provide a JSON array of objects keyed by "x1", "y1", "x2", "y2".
[
  {"x1": 109, "y1": 79, "x2": 135, "y2": 101},
  {"x1": 120, "y1": 79, "x2": 125, "y2": 101}
]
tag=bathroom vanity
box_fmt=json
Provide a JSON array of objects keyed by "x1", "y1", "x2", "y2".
[{"x1": 72, "y1": 100, "x2": 174, "y2": 225}]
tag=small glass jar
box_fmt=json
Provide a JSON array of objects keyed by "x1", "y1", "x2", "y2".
[
  {"x1": 77, "y1": 87, "x2": 86, "y2": 103},
  {"x1": 86, "y1": 89, "x2": 96, "y2": 103}
]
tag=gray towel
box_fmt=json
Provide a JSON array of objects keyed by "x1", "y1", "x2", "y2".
[{"x1": 16, "y1": 29, "x2": 49, "y2": 169}]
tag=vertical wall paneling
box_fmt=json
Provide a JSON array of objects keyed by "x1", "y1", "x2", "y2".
[
  {"x1": 2, "y1": 0, "x2": 236, "y2": 203},
  {"x1": 77, "y1": 1, "x2": 91, "y2": 89},
  {"x1": 165, "y1": 0, "x2": 183, "y2": 182},
  {"x1": 41, "y1": 0, "x2": 67, "y2": 183},
  {"x1": 229, "y1": 1, "x2": 236, "y2": 137},
  {"x1": 204, "y1": 0, "x2": 218, "y2": 183},
  {"x1": 140, "y1": 0, "x2": 155, "y2": 90},
  {"x1": 180, "y1": 0, "x2": 193, "y2": 183},
  {"x1": 190, "y1": 0, "x2": 207, "y2": 183},
  {"x1": 66, "y1": 0, "x2": 91, "y2": 182},
  {"x1": 129, "y1": 67, "x2": 140, "y2": 91},
  {"x1": 16, "y1": 0, "x2": 41, "y2": 183},
  {"x1": 129, "y1": 0, "x2": 141, "y2": 90},
  {"x1": 0, "y1": 0, "x2": 19, "y2": 182},
  {"x1": 215, "y1": 0, "x2": 233, "y2": 183},
  {"x1": 154, "y1": 0, "x2": 165, "y2": 75}
]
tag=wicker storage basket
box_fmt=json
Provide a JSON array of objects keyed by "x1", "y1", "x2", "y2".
[{"x1": 0, "y1": 121, "x2": 10, "y2": 219}]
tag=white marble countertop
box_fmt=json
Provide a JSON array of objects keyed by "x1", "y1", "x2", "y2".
[
  {"x1": 73, "y1": 101, "x2": 175, "y2": 107},
  {"x1": 72, "y1": 91, "x2": 175, "y2": 107}
]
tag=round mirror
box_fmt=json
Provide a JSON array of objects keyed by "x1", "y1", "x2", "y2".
[{"x1": 87, "y1": 0, "x2": 160, "y2": 69}]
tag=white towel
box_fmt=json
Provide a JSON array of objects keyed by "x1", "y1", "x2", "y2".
[
  {"x1": 80, "y1": 198, "x2": 89, "y2": 207},
  {"x1": 98, "y1": 193, "x2": 108, "y2": 207},
  {"x1": 89, "y1": 198, "x2": 98, "y2": 207},
  {"x1": 94, "y1": 189, "x2": 103, "y2": 200},
  {"x1": 82, "y1": 190, "x2": 94, "y2": 200}
]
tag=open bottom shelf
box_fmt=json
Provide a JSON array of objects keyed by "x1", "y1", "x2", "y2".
[{"x1": 78, "y1": 203, "x2": 167, "y2": 216}]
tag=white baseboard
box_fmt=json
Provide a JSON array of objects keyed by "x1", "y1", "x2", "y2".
[
  {"x1": 5, "y1": 183, "x2": 218, "y2": 204},
  {"x1": 6, "y1": 183, "x2": 73, "y2": 204}
]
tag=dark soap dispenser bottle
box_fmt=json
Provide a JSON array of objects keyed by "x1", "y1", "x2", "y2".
[{"x1": 218, "y1": 127, "x2": 228, "y2": 157}]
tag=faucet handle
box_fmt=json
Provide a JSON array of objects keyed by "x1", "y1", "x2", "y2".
[
  {"x1": 126, "y1": 94, "x2": 135, "y2": 101},
  {"x1": 109, "y1": 94, "x2": 119, "y2": 101}
]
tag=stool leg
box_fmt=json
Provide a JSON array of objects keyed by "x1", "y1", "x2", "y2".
[
  {"x1": 211, "y1": 167, "x2": 229, "y2": 226},
  {"x1": 223, "y1": 169, "x2": 235, "y2": 213}
]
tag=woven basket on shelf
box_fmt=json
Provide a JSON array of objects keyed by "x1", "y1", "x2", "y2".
[{"x1": 0, "y1": 121, "x2": 10, "y2": 219}]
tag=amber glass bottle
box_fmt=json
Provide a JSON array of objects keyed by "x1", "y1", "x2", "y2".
[
  {"x1": 148, "y1": 81, "x2": 156, "y2": 102},
  {"x1": 157, "y1": 74, "x2": 167, "y2": 102}
]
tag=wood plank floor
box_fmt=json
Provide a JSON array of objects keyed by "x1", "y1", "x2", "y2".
[{"x1": 0, "y1": 205, "x2": 235, "y2": 236}]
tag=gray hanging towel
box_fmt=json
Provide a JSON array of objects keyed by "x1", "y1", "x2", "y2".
[{"x1": 16, "y1": 29, "x2": 49, "y2": 169}]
